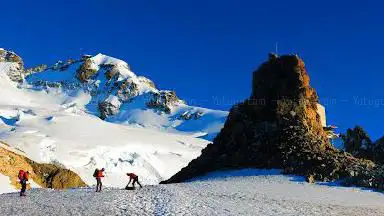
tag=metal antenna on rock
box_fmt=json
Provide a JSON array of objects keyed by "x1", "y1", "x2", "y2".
[{"x1": 275, "y1": 42, "x2": 278, "y2": 54}]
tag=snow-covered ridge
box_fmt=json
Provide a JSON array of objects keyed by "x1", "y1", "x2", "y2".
[
  {"x1": 0, "y1": 49, "x2": 227, "y2": 188},
  {"x1": 23, "y1": 52, "x2": 227, "y2": 139}
]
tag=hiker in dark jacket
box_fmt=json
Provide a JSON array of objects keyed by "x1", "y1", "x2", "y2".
[
  {"x1": 126, "y1": 173, "x2": 143, "y2": 188},
  {"x1": 94, "y1": 168, "x2": 105, "y2": 192},
  {"x1": 18, "y1": 170, "x2": 29, "y2": 197}
]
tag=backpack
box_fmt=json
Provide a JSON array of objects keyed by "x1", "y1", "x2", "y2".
[
  {"x1": 18, "y1": 170, "x2": 25, "y2": 181},
  {"x1": 93, "y1": 169, "x2": 99, "y2": 177}
]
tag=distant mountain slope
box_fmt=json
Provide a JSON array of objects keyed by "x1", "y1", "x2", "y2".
[{"x1": 24, "y1": 53, "x2": 228, "y2": 140}]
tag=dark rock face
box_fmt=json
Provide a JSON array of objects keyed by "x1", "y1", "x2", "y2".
[
  {"x1": 251, "y1": 55, "x2": 327, "y2": 143},
  {"x1": 98, "y1": 101, "x2": 120, "y2": 120},
  {"x1": 279, "y1": 119, "x2": 373, "y2": 182},
  {"x1": 161, "y1": 54, "x2": 373, "y2": 185},
  {"x1": 146, "y1": 91, "x2": 180, "y2": 113},
  {"x1": 77, "y1": 58, "x2": 97, "y2": 82},
  {"x1": 117, "y1": 80, "x2": 139, "y2": 101},
  {"x1": 374, "y1": 137, "x2": 384, "y2": 164}
]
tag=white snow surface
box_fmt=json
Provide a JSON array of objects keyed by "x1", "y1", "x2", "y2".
[
  {"x1": 0, "y1": 60, "x2": 211, "y2": 187},
  {"x1": 0, "y1": 174, "x2": 17, "y2": 194},
  {"x1": 0, "y1": 170, "x2": 383, "y2": 216},
  {"x1": 0, "y1": 174, "x2": 40, "y2": 195}
]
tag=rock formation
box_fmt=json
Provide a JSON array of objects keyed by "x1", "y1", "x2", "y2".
[
  {"x1": 0, "y1": 48, "x2": 24, "y2": 82},
  {"x1": 162, "y1": 54, "x2": 374, "y2": 185},
  {"x1": 0, "y1": 142, "x2": 87, "y2": 189}
]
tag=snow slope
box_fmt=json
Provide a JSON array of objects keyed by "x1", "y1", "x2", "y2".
[
  {"x1": 0, "y1": 170, "x2": 383, "y2": 215},
  {"x1": 0, "y1": 60, "x2": 211, "y2": 187},
  {"x1": 0, "y1": 174, "x2": 41, "y2": 195},
  {"x1": 0, "y1": 174, "x2": 17, "y2": 194}
]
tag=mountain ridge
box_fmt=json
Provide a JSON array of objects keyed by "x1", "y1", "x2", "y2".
[{"x1": 0, "y1": 48, "x2": 226, "y2": 190}]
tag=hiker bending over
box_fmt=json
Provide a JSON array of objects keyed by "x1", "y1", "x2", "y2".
[
  {"x1": 18, "y1": 170, "x2": 29, "y2": 197},
  {"x1": 93, "y1": 168, "x2": 105, "y2": 192},
  {"x1": 126, "y1": 173, "x2": 142, "y2": 188}
]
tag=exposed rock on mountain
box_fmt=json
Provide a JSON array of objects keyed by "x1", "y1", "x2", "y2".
[
  {"x1": 99, "y1": 96, "x2": 121, "y2": 119},
  {"x1": 0, "y1": 48, "x2": 24, "y2": 82},
  {"x1": 77, "y1": 58, "x2": 98, "y2": 82},
  {"x1": 162, "y1": 54, "x2": 374, "y2": 185},
  {"x1": 25, "y1": 64, "x2": 48, "y2": 75},
  {"x1": 0, "y1": 142, "x2": 86, "y2": 189},
  {"x1": 146, "y1": 91, "x2": 180, "y2": 113}
]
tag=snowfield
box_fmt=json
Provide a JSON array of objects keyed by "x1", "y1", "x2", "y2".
[
  {"x1": 0, "y1": 57, "x2": 219, "y2": 188},
  {"x1": 0, "y1": 174, "x2": 17, "y2": 194},
  {"x1": 0, "y1": 170, "x2": 384, "y2": 216}
]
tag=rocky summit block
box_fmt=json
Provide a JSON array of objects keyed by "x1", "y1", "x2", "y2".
[{"x1": 162, "y1": 54, "x2": 380, "y2": 190}]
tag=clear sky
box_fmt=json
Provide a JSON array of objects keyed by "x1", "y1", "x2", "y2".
[{"x1": 1, "y1": 1, "x2": 383, "y2": 139}]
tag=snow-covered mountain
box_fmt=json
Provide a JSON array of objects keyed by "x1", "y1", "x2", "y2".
[
  {"x1": 24, "y1": 53, "x2": 227, "y2": 140},
  {"x1": 0, "y1": 49, "x2": 228, "y2": 190}
]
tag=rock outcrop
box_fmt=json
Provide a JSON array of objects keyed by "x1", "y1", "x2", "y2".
[
  {"x1": 25, "y1": 64, "x2": 48, "y2": 75},
  {"x1": 161, "y1": 54, "x2": 374, "y2": 185},
  {"x1": 99, "y1": 96, "x2": 122, "y2": 119},
  {"x1": 0, "y1": 142, "x2": 87, "y2": 189},
  {"x1": 77, "y1": 58, "x2": 97, "y2": 82},
  {"x1": 146, "y1": 91, "x2": 180, "y2": 113},
  {"x1": 0, "y1": 48, "x2": 24, "y2": 82}
]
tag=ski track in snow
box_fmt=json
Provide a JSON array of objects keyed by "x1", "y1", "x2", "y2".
[{"x1": 1, "y1": 175, "x2": 384, "y2": 216}]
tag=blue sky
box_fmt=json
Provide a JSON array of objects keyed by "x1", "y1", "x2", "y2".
[{"x1": 1, "y1": 1, "x2": 383, "y2": 139}]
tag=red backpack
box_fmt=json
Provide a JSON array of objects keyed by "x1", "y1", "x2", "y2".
[{"x1": 18, "y1": 170, "x2": 25, "y2": 181}]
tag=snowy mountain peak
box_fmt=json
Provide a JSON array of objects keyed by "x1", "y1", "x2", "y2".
[
  {"x1": 0, "y1": 49, "x2": 228, "y2": 188},
  {"x1": 92, "y1": 53, "x2": 130, "y2": 69},
  {"x1": 79, "y1": 53, "x2": 136, "y2": 82},
  {"x1": 21, "y1": 52, "x2": 227, "y2": 138}
]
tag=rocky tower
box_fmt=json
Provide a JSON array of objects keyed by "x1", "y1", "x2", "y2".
[
  {"x1": 162, "y1": 54, "x2": 369, "y2": 184},
  {"x1": 250, "y1": 53, "x2": 329, "y2": 145}
]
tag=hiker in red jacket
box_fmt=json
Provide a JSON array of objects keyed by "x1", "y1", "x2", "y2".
[
  {"x1": 18, "y1": 170, "x2": 29, "y2": 197},
  {"x1": 126, "y1": 172, "x2": 142, "y2": 188},
  {"x1": 94, "y1": 168, "x2": 105, "y2": 192}
]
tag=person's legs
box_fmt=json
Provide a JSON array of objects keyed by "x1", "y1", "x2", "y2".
[
  {"x1": 20, "y1": 180, "x2": 26, "y2": 196},
  {"x1": 136, "y1": 177, "x2": 143, "y2": 188},
  {"x1": 99, "y1": 179, "x2": 102, "y2": 192},
  {"x1": 132, "y1": 179, "x2": 136, "y2": 188},
  {"x1": 20, "y1": 182, "x2": 23, "y2": 196},
  {"x1": 96, "y1": 178, "x2": 100, "y2": 192}
]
